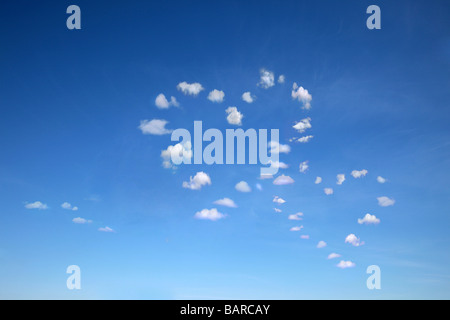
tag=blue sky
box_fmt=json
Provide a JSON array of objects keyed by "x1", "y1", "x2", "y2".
[{"x1": 0, "y1": 0, "x2": 449, "y2": 299}]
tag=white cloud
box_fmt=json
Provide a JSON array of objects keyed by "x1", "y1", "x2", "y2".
[
  {"x1": 274, "y1": 208, "x2": 282, "y2": 213},
  {"x1": 139, "y1": 119, "x2": 173, "y2": 135},
  {"x1": 278, "y1": 75, "x2": 285, "y2": 83},
  {"x1": 225, "y1": 106, "x2": 243, "y2": 125},
  {"x1": 268, "y1": 160, "x2": 289, "y2": 169},
  {"x1": 155, "y1": 93, "x2": 179, "y2": 109},
  {"x1": 377, "y1": 196, "x2": 395, "y2": 207},
  {"x1": 345, "y1": 234, "x2": 364, "y2": 247},
  {"x1": 207, "y1": 89, "x2": 225, "y2": 103},
  {"x1": 161, "y1": 141, "x2": 193, "y2": 169},
  {"x1": 213, "y1": 198, "x2": 237, "y2": 208},
  {"x1": 324, "y1": 188, "x2": 334, "y2": 195},
  {"x1": 259, "y1": 173, "x2": 274, "y2": 180},
  {"x1": 256, "y1": 183, "x2": 262, "y2": 191},
  {"x1": 242, "y1": 92, "x2": 254, "y2": 103},
  {"x1": 98, "y1": 226, "x2": 115, "y2": 233},
  {"x1": 25, "y1": 201, "x2": 48, "y2": 210},
  {"x1": 177, "y1": 82, "x2": 204, "y2": 96},
  {"x1": 72, "y1": 217, "x2": 92, "y2": 224},
  {"x1": 327, "y1": 253, "x2": 342, "y2": 260},
  {"x1": 358, "y1": 213, "x2": 380, "y2": 225},
  {"x1": 194, "y1": 208, "x2": 226, "y2": 221},
  {"x1": 288, "y1": 212, "x2": 303, "y2": 220},
  {"x1": 315, "y1": 177, "x2": 322, "y2": 184},
  {"x1": 336, "y1": 174, "x2": 346, "y2": 185},
  {"x1": 182, "y1": 171, "x2": 212, "y2": 190},
  {"x1": 377, "y1": 176, "x2": 387, "y2": 184},
  {"x1": 269, "y1": 141, "x2": 291, "y2": 154},
  {"x1": 292, "y1": 83, "x2": 312, "y2": 109},
  {"x1": 299, "y1": 161, "x2": 309, "y2": 173},
  {"x1": 61, "y1": 202, "x2": 78, "y2": 211},
  {"x1": 297, "y1": 135, "x2": 314, "y2": 143},
  {"x1": 336, "y1": 260, "x2": 356, "y2": 269},
  {"x1": 273, "y1": 196, "x2": 286, "y2": 204},
  {"x1": 300, "y1": 235, "x2": 310, "y2": 239},
  {"x1": 258, "y1": 69, "x2": 275, "y2": 89},
  {"x1": 317, "y1": 241, "x2": 327, "y2": 248},
  {"x1": 235, "y1": 181, "x2": 251, "y2": 192},
  {"x1": 351, "y1": 169, "x2": 368, "y2": 179},
  {"x1": 292, "y1": 117, "x2": 312, "y2": 133},
  {"x1": 290, "y1": 226, "x2": 304, "y2": 232},
  {"x1": 273, "y1": 175, "x2": 295, "y2": 185}
]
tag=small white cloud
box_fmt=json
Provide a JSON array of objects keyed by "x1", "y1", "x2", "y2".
[
  {"x1": 235, "y1": 181, "x2": 251, "y2": 192},
  {"x1": 258, "y1": 69, "x2": 275, "y2": 89},
  {"x1": 358, "y1": 213, "x2": 380, "y2": 225},
  {"x1": 256, "y1": 183, "x2": 262, "y2": 191},
  {"x1": 297, "y1": 135, "x2": 314, "y2": 143},
  {"x1": 299, "y1": 161, "x2": 309, "y2": 173},
  {"x1": 268, "y1": 160, "x2": 289, "y2": 169},
  {"x1": 259, "y1": 174, "x2": 274, "y2": 180},
  {"x1": 288, "y1": 212, "x2": 303, "y2": 220},
  {"x1": 269, "y1": 141, "x2": 291, "y2": 154},
  {"x1": 182, "y1": 171, "x2": 212, "y2": 190},
  {"x1": 273, "y1": 175, "x2": 295, "y2": 185},
  {"x1": 25, "y1": 201, "x2": 48, "y2": 210},
  {"x1": 207, "y1": 89, "x2": 225, "y2": 103},
  {"x1": 292, "y1": 118, "x2": 312, "y2": 133},
  {"x1": 72, "y1": 217, "x2": 89, "y2": 224},
  {"x1": 351, "y1": 169, "x2": 368, "y2": 179},
  {"x1": 377, "y1": 176, "x2": 387, "y2": 184},
  {"x1": 274, "y1": 208, "x2": 282, "y2": 213},
  {"x1": 273, "y1": 196, "x2": 286, "y2": 204},
  {"x1": 139, "y1": 119, "x2": 173, "y2": 135},
  {"x1": 194, "y1": 208, "x2": 226, "y2": 221},
  {"x1": 213, "y1": 198, "x2": 237, "y2": 208},
  {"x1": 177, "y1": 82, "x2": 204, "y2": 96},
  {"x1": 242, "y1": 92, "x2": 254, "y2": 103},
  {"x1": 292, "y1": 83, "x2": 312, "y2": 109},
  {"x1": 327, "y1": 253, "x2": 342, "y2": 260},
  {"x1": 337, "y1": 260, "x2": 356, "y2": 269},
  {"x1": 98, "y1": 226, "x2": 115, "y2": 233},
  {"x1": 155, "y1": 93, "x2": 179, "y2": 109},
  {"x1": 317, "y1": 241, "x2": 327, "y2": 248},
  {"x1": 225, "y1": 106, "x2": 243, "y2": 125},
  {"x1": 315, "y1": 177, "x2": 322, "y2": 184},
  {"x1": 345, "y1": 234, "x2": 364, "y2": 247},
  {"x1": 336, "y1": 174, "x2": 346, "y2": 185},
  {"x1": 377, "y1": 196, "x2": 395, "y2": 207},
  {"x1": 161, "y1": 141, "x2": 193, "y2": 169},
  {"x1": 290, "y1": 226, "x2": 304, "y2": 232},
  {"x1": 324, "y1": 188, "x2": 334, "y2": 195},
  {"x1": 300, "y1": 235, "x2": 310, "y2": 239},
  {"x1": 61, "y1": 202, "x2": 78, "y2": 211},
  {"x1": 278, "y1": 75, "x2": 285, "y2": 84}
]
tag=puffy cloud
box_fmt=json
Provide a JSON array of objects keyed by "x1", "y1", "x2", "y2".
[
  {"x1": 225, "y1": 106, "x2": 243, "y2": 125},
  {"x1": 235, "y1": 181, "x2": 251, "y2": 192},
  {"x1": 297, "y1": 135, "x2": 314, "y2": 143},
  {"x1": 358, "y1": 213, "x2": 380, "y2": 225},
  {"x1": 177, "y1": 82, "x2": 204, "y2": 96},
  {"x1": 274, "y1": 208, "x2": 282, "y2": 213},
  {"x1": 182, "y1": 171, "x2": 212, "y2": 190},
  {"x1": 25, "y1": 201, "x2": 48, "y2": 210},
  {"x1": 161, "y1": 141, "x2": 193, "y2": 169},
  {"x1": 337, "y1": 260, "x2": 356, "y2": 269},
  {"x1": 278, "y1": 75, "x2": 285, "y2": 83},
  {"x1": 351, "y1": 169, "x2": 368, "y2": 179},
  {"x1": 98, "y1": 226, "x2": 115, "y2": 233},
  {"x1": 377, "y1": 176, "x2": 387, "y2": 184},
  {"x1": 269, "y1": 141, "x2": 291, "y2": 154},
  {"x1": 324, "y1": 188, "x2": 334, "y2": 195},
  {"x1": 268, "y1": 160, "x2": 289, "y2": 170},
  {"x1": 273, "y1": 196, "x2": 286, "y2": 204},
  {"x1": 300, "y1": 235, "x2": 310, "y2": 239},
  {"x1": 345, "y1": 234, "x2": 364, "y2": 247},
  {"x1": 290, "y1": 226, "x2": 304, "y2": 232},
  {"x1": 194, "y1": 208, "x2": 226, "y2": 221},
  {"x1": 242, "y1": 92, "x2": 254, "y2": 103},
  {"x1": 207, "y1": 89, "x2": 225, "y2": 103},
  {"x1": 258, "y1": 69, "x2": 275, "y2": 89},
  {"x1": 327, "y1": 253, "x2": 342, "y2": 260},
  {"x1": 288, "y1": 212, "x2": 303, "y2": 220},
  {"x1": 317, "y1": 241, "x2": 327, "y2": 248},
  {"x1": 72, "y1": 217, "x2": 92, "y2": 224},
  {"x1": 336, "y1": 174, "x2": 346, "y2": 185},
  {"x1": 214, "y1": 198, "x2": 237, "y2": 208},
  {"x1": 273, "y1": 175, "x2": 295, "y2": 185},
  {"x1": 315, "y1": 177, "x2": 322, "y2": 184},
  {"x1": 155, "y1": 93, "x2": 179, "y2": 109},
  {"x1": 377, "y1": 196, "x2": 395, "y2": 207},
  {"x1": 139, "y1": 119, "x2": 173, "y2": 135},
  {"x1": 292, "y1": 118, "x2": 312, "y2": 133},
  {"x1": 292, "y1": 83, "x2": 312, "y2": 109},
  {"x1": 61, "y1": 202, "x2": 79, "y2": 211},
  {"x1": 299, "y1": 161, "x2": 309, "y2": 173}
]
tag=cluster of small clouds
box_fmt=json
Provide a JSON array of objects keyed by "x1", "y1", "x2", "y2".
[
  {"x1": 61, "y1": 202, "x2": 78, "y2": 211},
  {"x1": 155, "y1": 94, "x2": 179, "y2": 109}
]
